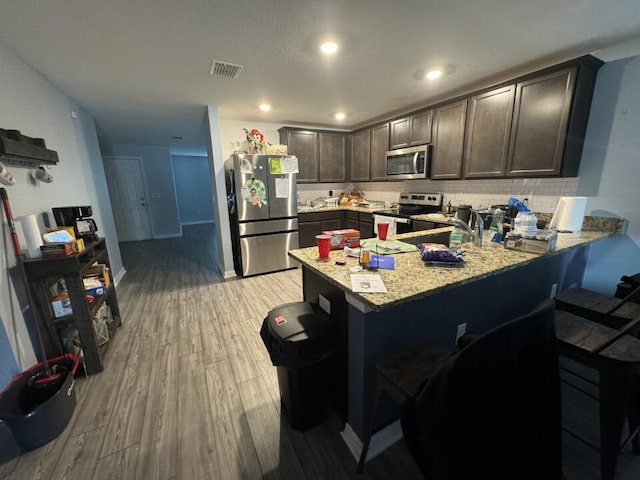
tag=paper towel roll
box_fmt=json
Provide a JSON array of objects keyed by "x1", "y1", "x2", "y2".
[
  {"x1": 16, "y1": 215, "x2": 43, "y2": 258},
  {"x1": 549, "y1": 196, "x2": 587, "y2": 232}
]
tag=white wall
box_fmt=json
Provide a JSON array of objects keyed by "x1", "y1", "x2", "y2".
[
  {"x1": 577, "y1": 55, "x2": 640, "y2": 294},
  {"x1": 218, "y1": 119, "x2": 284, "y2": 159},
  {"x1": 172, "y1": 155, "x2": 215, "y2": 225},
  {"x1": 100, "y1": 144, "x2": 181, "y2": 238},
  {"x1": 0, "y1": 42, "x2": 122, "y2": 387}
]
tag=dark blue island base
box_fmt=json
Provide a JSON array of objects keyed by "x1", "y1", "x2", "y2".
[{"x1": 301, "y1": 245, "x2": 590, "y2": 457}]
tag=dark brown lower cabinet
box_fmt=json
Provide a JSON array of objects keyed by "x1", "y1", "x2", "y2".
[
  {"x1": 298, "y1": 211, "x2": 344, "y2": 247},
  {"x1": 411, "y1": 220, "x2": 437, "y2": 232},
  {"x1": 359, "y1": 212, "x2": 374, "y2": 239}
]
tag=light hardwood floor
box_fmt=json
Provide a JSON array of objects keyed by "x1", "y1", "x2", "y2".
[{"x1": 1, "y1": 223, "x2": 639, "y2": 479}]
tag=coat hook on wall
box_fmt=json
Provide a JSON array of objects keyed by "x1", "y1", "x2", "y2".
[{"x1": 31, "y1": 166, "x2": 54, "y2": 183}]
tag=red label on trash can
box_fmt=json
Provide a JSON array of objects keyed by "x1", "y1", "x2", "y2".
[{"x1": 274, "y1": 315, "x2": 287, "y2": 325}]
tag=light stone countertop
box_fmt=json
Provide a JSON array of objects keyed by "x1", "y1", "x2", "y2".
[
  {"x1": 288, "y1": 226, "x2": 618, "y2": 312},
  {"x1": 298, "y1": 205, "x2": 396, "y2": 214},
  {"x1": 299, "y1": 207, "x2": 626, "y2": 233}
]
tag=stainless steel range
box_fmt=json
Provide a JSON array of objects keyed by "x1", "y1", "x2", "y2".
[
  {"x1": 397, "y1": 192, "x2": 443, "y2": 215},
  {"x1": 373, "y1": 192, "x2": 443, "y2": 235}
]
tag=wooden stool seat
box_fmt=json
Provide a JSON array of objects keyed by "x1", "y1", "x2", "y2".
[
  {"x1": 554, "y1": 285, "x2": 640, "y2": 480},
  {"x1": 555, "y1": 310, "x2": 640, "y2": 363},
  {"x1": 556, "y1": 288, "x2": 640, "y2": 330}
]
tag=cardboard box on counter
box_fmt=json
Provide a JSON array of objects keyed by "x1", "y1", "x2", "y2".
[
  {"x1": 266, "y1": 144, "x2": 287, "y2": 154},
  {"x1": 504, "y1": 230, "x2": 558, "y2": 255},
  {"x1": 322, "y1": 229, "x2": 360, "y2": 250}
]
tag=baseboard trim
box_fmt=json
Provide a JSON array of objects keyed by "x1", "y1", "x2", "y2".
[
  {"x1": 113, "y1": 268, "x2": 127, "y2": 287},
  {"x1": 340, "y1": 420, "x2": 403, "y2": 463},
  {"x1": 181, "y1": 220, "x2": 215, "y2": 226},
  {"x1": 222, "y1": 270, "x2": 237, "y2": 279},
  {"x1": 152, "y1": 233, "x2": 182, "y2": 239}
]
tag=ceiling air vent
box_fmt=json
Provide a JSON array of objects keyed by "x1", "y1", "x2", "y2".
[{"x1": 209, "y1": 60, "x2": 243, "y2": 79}]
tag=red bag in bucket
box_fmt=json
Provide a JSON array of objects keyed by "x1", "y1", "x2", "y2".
[{"x1": 0, "y1": 353, "x2": 79, "y2": 452}]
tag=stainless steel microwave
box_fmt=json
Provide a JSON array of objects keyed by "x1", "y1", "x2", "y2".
[{"x1": 386, "y1": 145, "x2": 430, "y2": 180}]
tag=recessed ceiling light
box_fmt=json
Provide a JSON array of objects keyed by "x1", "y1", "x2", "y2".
[
  {"x1": 259, "y1": 104, "x2": 271, "y2": 112},
  {"x1": 320, "y1": 41, "x2": 339, "y2": 55},
  {"x1": 334, "y1": 112, "x2": 346, "y2": 120},
  {"x1": 426, "y1": 69, "x2": 442, "y2": 80}
]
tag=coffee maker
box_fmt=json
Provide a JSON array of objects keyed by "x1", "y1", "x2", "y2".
[{"x1": 52, "y1": 206, "x2": 99, "y2": 242}]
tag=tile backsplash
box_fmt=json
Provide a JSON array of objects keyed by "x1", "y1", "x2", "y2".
[{"x1": 297, "y1": 177, "x2": 578, "y2": 213}]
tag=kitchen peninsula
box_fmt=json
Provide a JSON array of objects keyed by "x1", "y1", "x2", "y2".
[{"x1": 287, "y1": 218, "x2": 622, "y2": 457}]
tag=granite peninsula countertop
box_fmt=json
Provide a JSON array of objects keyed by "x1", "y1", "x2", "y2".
[{"x1": 288, "y1": 225, "x2": 620, "y2": 312}]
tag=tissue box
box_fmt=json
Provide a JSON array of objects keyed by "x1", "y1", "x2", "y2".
[
  {"x1": 322, "y1": 229, "x2": 360, "y2": 250},
  {"x1": 504, "y1": 229, "x2": 558, "y2": 255},
  {"x1": 85, "y1": 286, "x2": 106, "y2": 302},
  {"x1": 51, "y1": 295, "x2": 73, "y2": 318}
]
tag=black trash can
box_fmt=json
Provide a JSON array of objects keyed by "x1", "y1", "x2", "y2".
[
  {"x1": 260, "y1": 301, "x2": 333, "y2": 431},
  {"x1": 0, "y1": 418, "x2": 21, "y2": 464},
  {"x1": 0, "y1": 354, "x2": 79, "y2": 453}
]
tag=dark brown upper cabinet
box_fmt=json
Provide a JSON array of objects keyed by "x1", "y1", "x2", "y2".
[
  {"x1": 279, "y1": 127, "x2": 347, "y2": 183},
  {"x1": 281, "y1": 55, "x2": 601, "y2": 183},
  {"x1": 319, "y1": 132, "x2": 346, "y2": 182},
  {"x1": 506, "y1": 67, "x2": 577, "y2": 177},
  {"x1": 389, "y1": 117, "x2": 410, "y2": 149},
  {"x1": 463, "y1": 85, "x2": 516, "y2": 178},
  {"x1": 389, "y1": 110, "x2": 432, "y2": 149},
  {"x1": 409, "y1": 110, "x2": 432, "y2": 145},
  {"x1": 431, "y1": 100, "x2": 467, "y2": 180},
  {"x1": 349, "y1": 129, "x2": 371, "y2": 182},
  {"x1": 370, "y1": 123, "x2": 390, "y2": 181},
  {"x1": 279, "y1": 128, "x2": 318, "y2": 182}
]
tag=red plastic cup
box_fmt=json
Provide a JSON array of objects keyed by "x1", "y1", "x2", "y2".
[
  {"x1": 316, "y1": 234, "x2": 331, "y2": 259},
  {"x1": 377, "y1": 222, "x2": 389, "y2": 240}
]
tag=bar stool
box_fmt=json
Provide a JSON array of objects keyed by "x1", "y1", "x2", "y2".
[
  {"x1": 355, "y1": 342, "x2": 453, "y2": 473},
  {"x1": 358, "y1": 300, "x2": 561, "y2": 479},
  {"x1": 555, "y1": 285, "x2": 640, "y2": 480}
]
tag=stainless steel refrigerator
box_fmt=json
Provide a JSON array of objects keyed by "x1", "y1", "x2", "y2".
[{"x1": 225, "y1": 153, "x2": 299, "y2": 277}]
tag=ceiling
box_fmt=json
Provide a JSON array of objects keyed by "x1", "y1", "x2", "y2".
[{"x1": 1, "y1": 0, "x2": 640, "y2": 154}]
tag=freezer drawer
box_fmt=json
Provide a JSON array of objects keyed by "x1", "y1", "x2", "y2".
[
  {"x1": 239, "y1": 231, "x2": 299, "y2": 277},
  {"x1": 239, "y1": 218, "x2": 298, "y2": 236}
]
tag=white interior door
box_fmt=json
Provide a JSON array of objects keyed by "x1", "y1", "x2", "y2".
[{"x1": 103, "y1": 156, "x2": 152, "y2": 242}]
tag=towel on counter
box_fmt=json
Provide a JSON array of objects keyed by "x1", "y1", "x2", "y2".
[
  {"x1": 360, "y1": 238, "x2": 417, "y2": 254},
  {"x1": 374, "y1": 214, "x2": 410, "y2": 237}
]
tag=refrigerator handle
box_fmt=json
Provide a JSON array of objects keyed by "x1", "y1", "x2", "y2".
[{"x1": 229, "y1": 169, "x2": 236, "y2": 195}]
